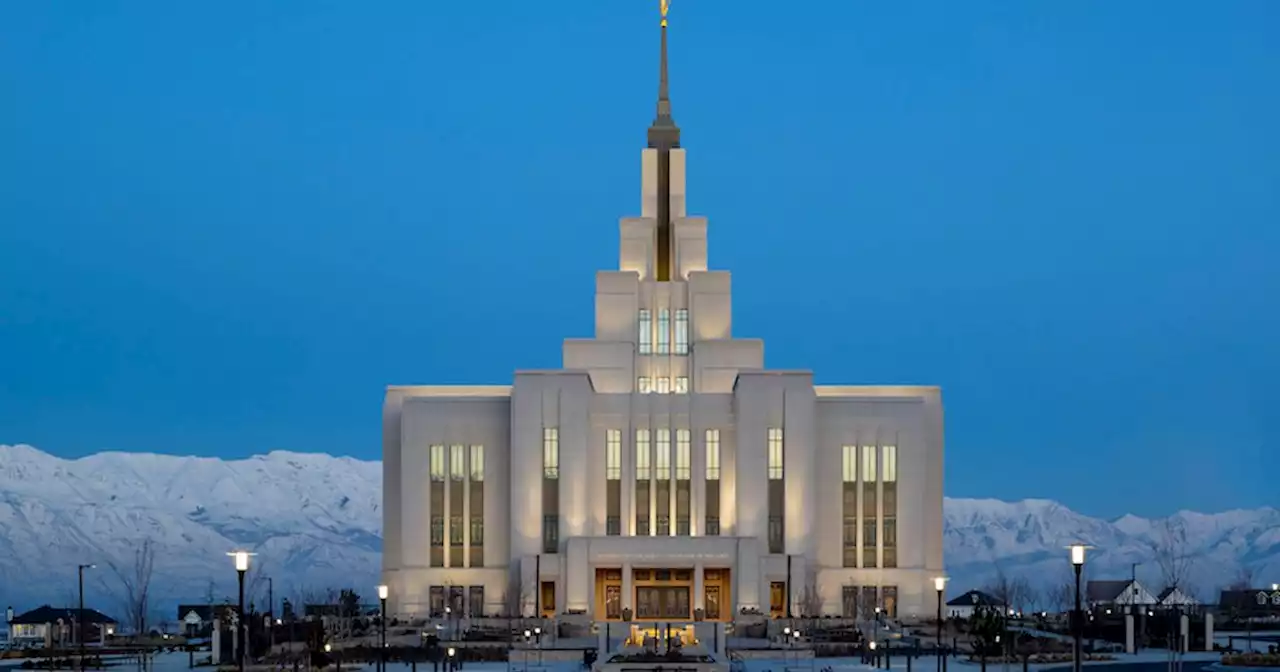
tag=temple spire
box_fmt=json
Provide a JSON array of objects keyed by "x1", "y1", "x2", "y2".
[{"x1": 648, "y1": 0, "x2": 680, "y2": 145}]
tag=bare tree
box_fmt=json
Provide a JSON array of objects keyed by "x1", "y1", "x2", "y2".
[
  {"x1": 1227, "y1": 563, "x2": 1256, "y2": 591},
  {"x1": 1151, "y1": 518, "x2": 1195, "y2": 594},
  {"x1": 104, "y1": 538, "x2": 156, "y2": 635},
  {"x1": 1046, "y1": 581, "x2": 1074, "y2": 615},
  {"x1": 502, "y1": 573, "x2": 532, "y2": 617},
  {"x1": 798, "y1": 575, "x2": 824, "y2": 617},
  {"x1": 984, "y1": 565, "x2": 1032, "y2": 614}
]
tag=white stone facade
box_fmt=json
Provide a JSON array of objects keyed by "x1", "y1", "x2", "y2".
[{"x1": 382, "y1": 113, "x2": 945, "y2": 625}]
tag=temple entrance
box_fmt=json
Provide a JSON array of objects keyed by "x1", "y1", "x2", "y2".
[
  {"x1": 634, "y1": 568, "x2": 691, "y2": 619},
  {"x1": 594, "y1": 567, "x2": 732, "y2": 621}
]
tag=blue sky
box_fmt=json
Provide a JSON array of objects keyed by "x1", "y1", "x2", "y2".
[{"x1": 1, "y1": 1, "x2": 1277, "y2": 519}]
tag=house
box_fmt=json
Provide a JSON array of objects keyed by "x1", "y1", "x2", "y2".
[
  {"x1": 1156, "y1": 586, "x2": 1198, "y2": 608},
  {"x1": 945, "y1": 590, "x2": 1003, "y2": 620},
  {"x1": 1086, "y1": 580, "x2": 1158, "y2": 610},
  {"x1": 8, "y1": 606, "x2": 117, "y2": 648},
  {"x1": 1218, "y1": 589, "x2": 1280, "y2": 617},
  {"x1": 176, "y1": 604, "x2": 238, "y2": 638}
]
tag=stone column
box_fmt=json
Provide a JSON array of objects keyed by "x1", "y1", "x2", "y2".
[
  {"x1": 694, "y1": 563, "x2": 705, "y2": 613},
  {"x1": 1124, "y1": 614, "x2": 1134, "y2": 654},
  {"x1": 1205, "y1": 613, "x2": 1214, "y2": 652},
  {"x1": 1180, "y1": 614, "x2": 1189, "y2": 653},
  {"x1": 622, "y1": 562, "x2": 634, "y2": 612},
  {"x1": 211, "y1": 619, "x2": 222, "y2": 665}
]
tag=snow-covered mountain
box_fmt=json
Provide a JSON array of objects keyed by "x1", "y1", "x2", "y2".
[{"x1": 1, "y1": 444, "x2": 1276, "y2": 621}]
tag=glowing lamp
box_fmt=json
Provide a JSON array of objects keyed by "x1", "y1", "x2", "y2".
[
  {"x1": 378, "y1": 584, "x2": 389, "y2": 600},
  {"x1": 934, "y1": 576, "x2": 948, "y2": 592},
  {"x1": 1069, "y1": 544, "x2": 1087, "y2": 566}
]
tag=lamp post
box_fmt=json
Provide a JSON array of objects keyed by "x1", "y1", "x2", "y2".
[
  {"x1": 1069, "y1": 544, "x2": 1087, "y2": 672},
  {"x1": 447, "y1": 646, "x2": 456, "y2": 672},
  {"x1": 522, "y1": 629, "x2": 531, "y2": 672},
  {"x1": 378, "y1": 585, "x2": 389, "y2": 672},
  {"x1": 228, "y1": 551, "x2": 252, "y2": 672},
  {"x1": 792, "y1": 629, "x2": 800, "y2": 666},
  {"x1": 934, "y1": 576, "x2": 948, "y2": 672},
  {"x1": 534, "y1": 626, "x2": 543, "y2": 667},
  {"x1": 78, "y1": 563, "x2": 95, "y2": 672}
]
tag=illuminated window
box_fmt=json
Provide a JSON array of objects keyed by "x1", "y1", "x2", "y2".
[
  {"x1": 675, "y1": 429, "x2": 691, "y2": 480},
  {"x1": 767, "y1": 428, "x2": 784, "y2": 480},
  {"x1": 842, "y1": 445, "x2": 856, "y2": 482},
  {"x1": 657, "y1": 309, "x2": 671, "y2": 354},
  {"x1": 605, "y1": 429, "x2": 622, "y2": 480},
  {"x1": 656, "y1": 429, "x2": 671, "y2": 480},
  {"x1": 450, "y1": 444, "x2": 465, "y2": 480},
  {"x1": 674, "y1": 376, "x2": 689, "y2": 394},
  {"x1": 638, "y1": 309, "x2": 652, "y2": 354},
  {"x1": 430, "y1": 444, "x2": 446, "y2": 481},
  {"x1": 705, "y1": 430, "x2": 721, "y2": 480},
  {"x1": 861, "y1": 445, "x2": 877, "y2": 482},
  {"x1": 882, "y1": 445, "x2": 897, "y2": 482},
  {"x1": 674, "y1": 309, "x2": 689, "y2": 354},
  {"x1": 656, "y1": 377, "x2": 671, "y2": 394},
  {"x1": 470, "y1": 445, "x2": 484, "y2": 481},
  {"x1": 638, "y1": 377, "x2": 652, "y2": 394},
  {"x1": 543, "y1": 428, "x2": 559, "y2": 479},
  {"x1": 636, "y1": 429, "x2": 651, "y2": 480}
]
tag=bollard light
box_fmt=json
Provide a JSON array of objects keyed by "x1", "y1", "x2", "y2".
[
  {"x1": 324, "y1": 644, "x2": 331, "y2": 653},
  {"x1": 870, "y1": 641, "x2": 877, "y2": 651},
  {"x1": 448, "y1": 648, "x2": 456, "y2": 657}
]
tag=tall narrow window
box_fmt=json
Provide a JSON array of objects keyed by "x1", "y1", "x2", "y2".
[
  {"x1": 636, "y1": 430, "x2": 651, "y2": 480},
  {"x1": 430, "y1": 445, "x2": 446, "y2": 481},
  {"x1": 674, "y1": 376, "x2": 689, "y2": 394},
  {"x1": 657, "y1": 309, "x2": 671, "y2": 354},
  {"x1": 638, "y1": 377, "x2": 652, "y2": 394},
  {"x1": 450, "y1": 444, "x2": 465, "y2": 481},
  {"x1": 605, "y1": 429, "x2": 622, "y2": 536},
  {"x1": 675, "y1": 430, "x2": 691, "y2": 480},
  {"x1": 861, "y1": 445, "x2": 877, "y2": 568},
  {"x1": 469, "y1": 445, "x2": 484, "y2": 567},
  {"x1": 882, "y1": 444, "x2": 897, "y2": 568},
  {"x1": 675, "y1": 429, "x2": 691, "y2": 535},
  {"x1": 655, "y1": 429, "x2": 671, "y2": 535},
  {"x1": 674, "y1": 309, "x2": 689, "y2": 355},
  {"x1": 767, "y1": 428, "x2": 785, "y2": 553},
  {"x1": 470, "y1": 445, "x2": 485, "y2": 481},
  {"x1": 842, "y1": 445, "x2": 857, "y2": 567},
  {"x1": 656, "y1": 377, "x2": 671, "y2": 394},
  {"x1": 638, "y1": 309, "x2": 652, "y2": 355},
  {"x1": 705, "y1": 430, "x2": 722, "y2": 534},
  {"x1": 429, "y1": 444, "x2": 445, "y2": 567},
  {"x1": 635, "y1": 429, "x2": 651, "y2": 536},
  {"x1": 543, "y1": 428, "x2": 560, "y2": 479},
  {"x1": 655, "y1": 429, "x2": 671, "y2": 480},
  {"x1": 767, "y1": 428, "x2": 785, "y2": 480},
  {"x1": 606, "y1": 430, "x2": 622, "y2": 480},
  {"x1": 542, "y1": 428, "x2": 560, "y2": 554},
  {"x1": 449, "y1": 444, "x2": 465, "y2": 566}
]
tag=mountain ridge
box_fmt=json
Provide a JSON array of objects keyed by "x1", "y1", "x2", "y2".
[{"x1": 1, "y1": 443, "x2": 1275, "y2": 620}]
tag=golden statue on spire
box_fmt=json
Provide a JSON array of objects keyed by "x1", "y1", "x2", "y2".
[{"x1": 660, "y1": 0, "x2": 671, "y2": 27}]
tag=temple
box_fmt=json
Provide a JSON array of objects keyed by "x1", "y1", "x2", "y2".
[{"x1": 381, "y1": 4, "x2": 945, "y2": 622}]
